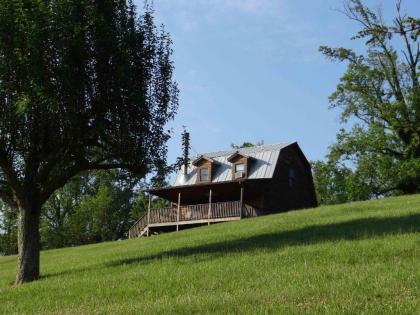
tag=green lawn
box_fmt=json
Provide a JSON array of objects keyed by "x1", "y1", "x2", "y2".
[{"x1": 1, "y1": 195, "x2": 419, "y2": 314}]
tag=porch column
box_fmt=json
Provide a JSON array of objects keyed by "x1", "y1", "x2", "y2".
[
  {"x1": 239, "y1": 184, "x2": 244, "y2": 219},
  {"x1": 207, "y1": 188, "x2": 212, "y2": 225},
  {"x1": 176, "y1": 192, "x2": 181, "y2": 231},
  {"x1": 147, "y1": 193, "x2": 151, "y2": 236}
]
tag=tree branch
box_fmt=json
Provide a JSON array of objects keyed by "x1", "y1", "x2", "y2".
[
  {"x1": 395, "y1": 3, "x2": 419, "y2": 90},
  {"x1": 39, "y1": 160, "x2": 146, "y2": 205}
]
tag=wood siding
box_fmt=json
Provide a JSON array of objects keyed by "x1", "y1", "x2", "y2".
[{"x1": 260, "y1": 144, "x2": 317, "y2": 213}]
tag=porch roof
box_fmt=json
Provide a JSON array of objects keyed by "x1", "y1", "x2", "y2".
[{"x1": 145, "y1": 179, "x2": 260, "y2": 204}]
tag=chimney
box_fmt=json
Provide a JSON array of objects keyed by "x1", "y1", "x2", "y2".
[{"x1": 182, "y1": 130, "x2": 190, "y2": 176}]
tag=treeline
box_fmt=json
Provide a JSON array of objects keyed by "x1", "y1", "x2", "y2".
[{"x1": 0, "y1": 171, "x2": 167, "y2": 256}]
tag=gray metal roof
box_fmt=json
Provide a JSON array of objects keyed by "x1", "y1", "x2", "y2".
[{"x1": 174, "y1": 142, "x2": 295, "y2": 186}]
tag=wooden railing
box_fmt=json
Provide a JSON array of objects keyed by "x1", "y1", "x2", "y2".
[
  {"x1": 128, "y1": 201, "x2": 257, "y2": 238},
  {"x1": 128, "y1": 212, "x2": 148, "y2": 239}
]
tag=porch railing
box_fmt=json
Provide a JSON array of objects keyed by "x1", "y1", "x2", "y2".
[{"x1": 128, "y1": 200, "x2": 257, "y2": 238}]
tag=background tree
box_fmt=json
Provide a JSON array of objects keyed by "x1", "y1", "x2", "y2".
[
  {"x1": 0, "y1": 201, "x2": 17, "y2": 256},
  {"x1": 40, "y1": 173, "x2": 90, "y2": 249},
  {"x1": 40, "y1": 170, "x2": 138, "y2": 248},
  {"x1": 131, "y1": 190, "x2": 170, "y2": 221},
  {"x1": 231, "y1": 140, "x2": 264, "y2": 149},
  {"x1": 315, "y1": 0, "x2": 420, "y2": 203},
  {"x1": 66, "y1": 170, "x2": 138, "y2": 244},
  {"x1": 311, "y1": 160, "x2": 372, "y2": 205},
  {"x1": 0, "y1": 0, "x2": 178, "y2": 283}
]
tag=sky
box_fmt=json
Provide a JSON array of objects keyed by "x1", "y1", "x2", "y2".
[{"x1": 134, "y1": 0, "x2": 420, "y2": 169}]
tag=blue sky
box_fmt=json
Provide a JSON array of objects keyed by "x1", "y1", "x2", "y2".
[{"x1": 135, "y1": 0, "x2": 420, "y2": 167}]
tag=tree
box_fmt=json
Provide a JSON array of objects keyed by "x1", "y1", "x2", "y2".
[
  {"x1": 231, "y1": 140, "x2": 264, "y2": 149},
  {"x1": 311, "y1": 160, "x2": 372, "y2": 205},
  {"x1": 319, "y1": 0, "x2": 420, "y2": 200},
  {"x1": 40, "y1": 173, "x2": 90, "y2": 249},
  {"x1": 131, "y1": 190, "x2": 170, "y2": 221},
  {"x1": 67, "y1": 170, "x2": 138, "y2": 244},
  {"x1": 0, "y1": 1, "x2": 178, "y2": 284}
]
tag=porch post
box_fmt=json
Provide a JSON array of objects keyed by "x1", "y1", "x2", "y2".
[
  {"x1": 176, "y1": 192, "x2": 181, "y2": 231},
  {"x1": 207, "y1": 188, "x2": 212, "y2": 225},
  {"x1": 239, "y1": 184, "x2": 244, "y2": 219},
  {"x1": 147, "y1": 193, "x2": 151, "y2": 236}
]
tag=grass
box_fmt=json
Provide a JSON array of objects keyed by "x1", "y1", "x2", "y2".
[{"x1": 0, "y1": 195, "x2": 419, "y2": 314}]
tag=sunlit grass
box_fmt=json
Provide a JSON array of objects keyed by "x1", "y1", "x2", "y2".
[{"x1": 1, "y1": 194, "x2": 419, "y2": 314}]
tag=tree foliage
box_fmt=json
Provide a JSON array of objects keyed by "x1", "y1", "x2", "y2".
[
  {"x1": 315, "y1": 0, "x2": 420, "y2": 204},
  {"x1": 231, "y1": 140, "x2": 264, "y2": 149},
  {"x1": 0, "y1": 0, "x2": 178, "y2": 283}
]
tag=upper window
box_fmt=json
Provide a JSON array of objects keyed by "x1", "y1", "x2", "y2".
[
  {"x1": 199, "y1": 167, "x2": 209, "y2": 182},
  {"x1": 233, "y1": 163, "x2": 246, "y2": 179},
  {"x1": 288, "y1": 168, "x2": 296, "y2": 188},
  {"x1": 235, "y1": 163, "x2": 245, "y2": 173}
]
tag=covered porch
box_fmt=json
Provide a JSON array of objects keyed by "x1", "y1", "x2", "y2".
[{"x1": 128, "y1": 180, "x2": 261, "y2": 238}]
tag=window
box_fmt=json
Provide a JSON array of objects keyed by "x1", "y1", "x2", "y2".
[
  {"x1": 199, "y1": 167, "x2": 209, "y2": 182},
  {"x1": 233, "y1": 163, "x2": 245, "y2": 179},
  {"x1": 288, "y1": 168, "x2": 296, "y2": 188},
  {"x1": 235, "y1": 163, "x2": 245, "y2": 173}
]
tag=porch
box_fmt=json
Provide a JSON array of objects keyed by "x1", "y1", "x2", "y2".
[
  {"x1": 128, "y1": 200, "x2": 257, "y2": 238},
  {"x1": 128, "y1": 181, "x2": 260, "y2": 238}
]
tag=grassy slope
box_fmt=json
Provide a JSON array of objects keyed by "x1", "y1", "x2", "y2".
[{"x1": 0, "y1": 195, "x2": 419, "y2": 315}]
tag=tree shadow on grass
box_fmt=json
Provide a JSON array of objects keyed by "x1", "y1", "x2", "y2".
[
  {"x1": 107, "y1": 214, "x2": 420, "y2": 267},
  {"x1": 40, "y1": 265, "x2": 96, "y2": 280},
  {"x1": 39, "y1": 214, "x2": 420, "y2": 280}
]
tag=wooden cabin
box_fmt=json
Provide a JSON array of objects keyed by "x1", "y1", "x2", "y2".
[{"x1": 129, "y1": 142, "x2": 317, "y2": 238}]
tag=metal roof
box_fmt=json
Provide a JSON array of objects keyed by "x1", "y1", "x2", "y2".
[{"x1": 174, "y1": 142, "x2": 295, "y2": 186}]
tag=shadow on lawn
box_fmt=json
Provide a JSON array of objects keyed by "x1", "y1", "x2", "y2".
[
  {"x1": 107, "y1": 213, "x2": 420, "y2": 267},
  {"x1": 39, "y1": 213, "x2": 420, "y2": 280}
]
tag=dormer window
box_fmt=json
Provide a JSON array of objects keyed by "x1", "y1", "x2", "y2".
[
  {"x1": 199, "y1": 167, "x2": 209, "y2": 182},
  {"x1": 228, "y1": 151, "x2": 253, "y2": 180},
  {"x1": 192, "y1": 155, "x2": 215, "y2": 183}
]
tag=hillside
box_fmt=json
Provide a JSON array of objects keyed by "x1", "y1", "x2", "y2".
[{"x1": 0, "y1": 195, "x2": 419, "y2": 314}]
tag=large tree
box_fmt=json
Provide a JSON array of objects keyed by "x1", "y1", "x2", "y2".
[
  {"x1": 0, "y1": 0, "x2": 178, "y2": 284},
  {"x1": 318, "y1": 0, "x2": 420, "y2": 200}
]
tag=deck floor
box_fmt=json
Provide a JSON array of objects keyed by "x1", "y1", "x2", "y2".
[{"x1": 148, "y1": 216, "x2": 241, "y2": 228}]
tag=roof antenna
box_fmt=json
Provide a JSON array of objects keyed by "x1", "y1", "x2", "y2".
[{"x1": 181, "y1": 126, "x2": 190, "y2": 176}]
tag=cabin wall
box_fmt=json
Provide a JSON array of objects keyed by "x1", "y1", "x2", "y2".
[
  {"x1": 260, "y1": 145, "x2": 317, "y2": 214},
  {"x1": 243, "y1": 180, "x2": 269, "y2": 213}
]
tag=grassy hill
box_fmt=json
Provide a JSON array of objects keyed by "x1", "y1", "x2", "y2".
[{"x1": 0, "y1": 195, "x2": 419, "y2": 314}]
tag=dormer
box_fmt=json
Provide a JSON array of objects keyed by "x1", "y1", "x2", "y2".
[
  {"x1": 192, "y1": 155, "x2": 215, "y2": 183},
  {"x1": 227, "y1": 151, "x2": 253, "y2": 180}
]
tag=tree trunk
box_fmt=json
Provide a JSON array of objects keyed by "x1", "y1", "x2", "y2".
[{"x1": 15, "y1": 200, "x2": 41, "y2": 284}]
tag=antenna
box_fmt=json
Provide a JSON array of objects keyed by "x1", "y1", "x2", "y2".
[{"x1": 181, "y1": 127, "x2": 190, "y2": 176}]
